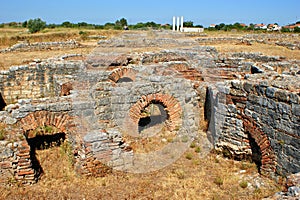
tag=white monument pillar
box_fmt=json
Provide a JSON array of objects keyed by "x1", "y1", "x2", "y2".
[
  {"x1": 180, "y1": 16, "x2": 184, "y2": 32},
  {"x1": 172, "y1": 16, "x2": 176, "y2": 31},
  {"x1": 177, "y1": 17, "x2": 180, "y2": 31}
]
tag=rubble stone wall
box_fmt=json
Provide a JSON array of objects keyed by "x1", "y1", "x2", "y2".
[
  {"x1": 0, "y1": 60, "x2": 83, "y2": 105},
  {"x1": 0, "y1": 40, "x2": 80, "y2": 53}
]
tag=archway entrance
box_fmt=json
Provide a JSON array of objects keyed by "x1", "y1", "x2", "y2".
[
  {"x1": 16, "y1": 111, "x2": 75, "y2": 184},
  {"x1": 243, "y1": 117, "x2": 277, "y2": 177},
  {"x1": 129, "y1": 93, "x2": 182, "y2": 133},
  {"x1": 247, "y1": 132, "x2": 262, "y2": 173},
  {"x1": 25, "y1": 127, "x2": 66, "y2": 179},
  {"x1": 138, "y1": 102, "x2": 168, "y2": 134},
  {"x1": 0, "y1": 93, "x2": 6, "y2": 111}
]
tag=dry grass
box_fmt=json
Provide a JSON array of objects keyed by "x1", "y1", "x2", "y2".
[
  {"x1": 212, "y1": 42, "x2": 300, "y2": 60},
  {"x1": 0, "y1": 47, "x2": 95, "y2": 70},
  {"x1": 2, "y1": 28, "x2": 299, "y2": 70},
  {"x1": 0, "y1": 145, "x2": 281, "y2": 200},
  {"x1": 0, "y1": 27, "x2": 122, "y2": 69}
]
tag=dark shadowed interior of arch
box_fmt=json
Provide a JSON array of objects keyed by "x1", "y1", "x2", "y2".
[
  {"x1": 117, "y1": 77, "x2": 133, "y2": 83},
  {"x1": 247, "y1": 132, "x2": 262, "y2": 173},
  {"x1": 0, "y1": 93, "x2": 6, "y2": 111},
  {"x1": 138, "y1": 101, "x2": 168, "y2": 133},
  {"x1": 26, "y1": 131, "x2": 66, "y2": 178}
]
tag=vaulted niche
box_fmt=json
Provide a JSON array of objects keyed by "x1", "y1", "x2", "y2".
[
  {"x1": 138, "y1": 102, "x2": 168, "y2": 134},
  {"x1": 247, "y1": 132, "x2": 262, "y2": 173}
]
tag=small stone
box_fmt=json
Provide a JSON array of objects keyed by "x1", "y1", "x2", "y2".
[{"x1": 288, "y1": 186, "x2": 300, "y2": 197}]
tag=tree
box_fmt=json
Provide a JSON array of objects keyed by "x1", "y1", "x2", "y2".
[
  {"x1": 119, "y1": 18, "x2": 128, "y2": 27},
  {"x1": 183, "y1": 21, "x2": 194, "y2": 27},
  {"x1": 62, "y1": 21, "x2": 73, "y2": 28},
  {"x1": 27, "y1": 18, "x2": 46, "y2": 33},
  {"x1": 215, "y1": 23, "x2": 225, "y2": 30},
  {"x1": 294, "y1": 26, "x2": 300, "y2": 33},
  {"x1": 22, "y1": 20, "x2": 27, "y2": 28}
]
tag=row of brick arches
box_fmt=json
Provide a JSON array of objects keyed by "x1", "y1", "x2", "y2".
[{"x1": 13, "y1": 99, "x2": 278, "y2": 184}]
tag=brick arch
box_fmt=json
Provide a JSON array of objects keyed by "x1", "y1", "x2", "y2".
[
  {"x1": 108, "y1": 67, "x2": 136, "y2": 83},
  {"x1": 129, "y1": 93, "x2": 182, "y2": 131},
  {"x1": 19, "y1": 111, "x2": 74, "y2": 134},
  {"x1": 243, "y1": 116, "x2": 277, "y2": 177},
  {"x1": 16, "y1": 111, "x2": 75, "y2": 184}
]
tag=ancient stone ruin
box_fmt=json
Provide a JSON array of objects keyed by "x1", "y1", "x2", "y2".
[{"x1": 0, "y1": 31, "x2": 299, "y2": 187}]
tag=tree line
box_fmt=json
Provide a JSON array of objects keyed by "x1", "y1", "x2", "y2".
[
  {"x1": 0, "y1": 18, "x2": 173, "y2": 33},
  {"x1": 1, "y1": 18, "x2": 299, "y2": 33}
]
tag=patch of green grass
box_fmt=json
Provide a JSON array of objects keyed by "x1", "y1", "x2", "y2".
[
  {"x1": 60, "y1": 141, "x2": 74, "y2": 165},
  {"x1": 185, "y1": 153, "x2": 193, "y2": 160},
  {"x1": 190, "y1": 142, "x2": 196, "y2": 148},
  {"x1": 0, "y1": 128, "x2": 5, "y2": 140},
  {"x1": 214, "y1": 176, "x2": 224, "y2": 187},
  {"x1": 239, "y1": 180, "x2": 248, "y2": 188},
  {"x1": 195, "y1": 146, "x2": 201, "y2": 153}
]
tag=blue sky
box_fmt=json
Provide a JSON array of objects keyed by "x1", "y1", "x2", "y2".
[{"x1": 1, "y1": 0, "x2": 299, "y2": 27}]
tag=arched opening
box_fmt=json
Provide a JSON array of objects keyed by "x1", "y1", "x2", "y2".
[
  {"x1": 116, "y1": 77, "x2": 133, "y2": 83},
  {"x1": 25, "y1": 126, "x2": 67, "y2": 180},
  {"x1": 247, "y1": 132, "x2": 262, "y2": 173},
  {"x1": 109, "y1": 67, "x2": 136, "y2": 83},
  {"x1": 0, "y1": 93, "x2": 6, "y2": 111},
  {"x1": 138, "y1": 102, "x2": 168, "y2": 134}
]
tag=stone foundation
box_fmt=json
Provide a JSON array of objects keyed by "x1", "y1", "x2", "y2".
[{"x1": 0, "y1": 31, "x2": 299, "y2": 185}]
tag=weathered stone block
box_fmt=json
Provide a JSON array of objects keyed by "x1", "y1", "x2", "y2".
[
  {"x1": 266, "y1": 87, "x2": 278, "y2": 98},
  {"x1": 292, "y1": 104, "x2": 300, "y2": 116},
  {"x1": 275, "y1": 90, "x2": 289, "y2": 102}
]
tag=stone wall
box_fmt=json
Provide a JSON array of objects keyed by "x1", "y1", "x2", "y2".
[
  {"x1": 0, "y1": 40, "x2": 81, "y2": 53},
  {"x1": 208, "y1": 74, "x2": 300, "y2": 177},
  {"x1": 0, "y1": 58, "x2": 83, "y2": 105}
]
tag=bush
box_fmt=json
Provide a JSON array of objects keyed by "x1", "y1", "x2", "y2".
[
  {"x1": 239, "y1": 180, "x2": 248, "y2": 188},
  {"x1": 27, "y1": 18, "x2": 46, "y2": 33},
  {"x1": 185, "y1": 153, "x2": 193, "y2": 160},
  {"x1": 195, "y1": 146, "x2": 201, "y2": 153},
  {"x1": 0, "y1": 130, "x2": 5, "y2": 140},
  {"x1": 214, "y1": 177, "x2": 224, "y2": 186}
]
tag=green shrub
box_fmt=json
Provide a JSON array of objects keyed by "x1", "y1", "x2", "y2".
[
  {"x1": 195, "y1": 146, "x2": 201, "y2": 153},
  {"x1": 190, "y1": 142, "x2": 196, "y2": 148},
  {"x1": 185, "y1": 153, "x2": 193, "y2": 160},
  {"x1": 214, "y1": 177, "x2": 223, "y2": 186},
  {"x1": 239, "y1": 180, "x2": 248, "y2": 188},
  {"x1": 0, "y1": 130, "x2": 5, "y2": 140},
  {"x1": 27, "y1": 18, "x2": 46, "y2": 33}
]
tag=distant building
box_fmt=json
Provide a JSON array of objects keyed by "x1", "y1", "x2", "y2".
[
  {"x1": 283, "y1": 23, "x2": 300, "y2": 31},
  {"x1": 209, "y1": 24, "x2": 216, "y2": 28},
  {"x1": 181, "y1": 27, "x2": 204, "y2": 33},
  {"x1": 267, "y1": 24, "x2": 281, "y2": 31},
  {"x1": 254, "y1": 23, "x2": 267, "y2": 30}
]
